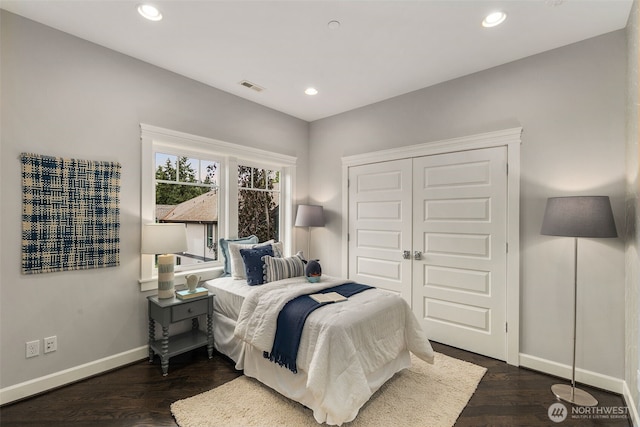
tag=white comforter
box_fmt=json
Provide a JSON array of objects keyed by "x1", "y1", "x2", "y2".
[{"x1": 234, "y1": 276, "x2": 435, "y2": 425}]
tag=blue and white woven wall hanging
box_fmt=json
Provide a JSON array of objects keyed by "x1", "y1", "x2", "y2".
[{"x1": 21, "y1": 153, "x2": 121, "y2": 274}]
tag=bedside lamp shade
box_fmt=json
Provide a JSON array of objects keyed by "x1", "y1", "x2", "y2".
[
  {"x1": 295, "y1": 205, "x2": 325, "y2": 227},
  {"x1": 142, "y1": 223, "x2": 188, "y2": 299},
  {"x1": 295, "y1": 205, "x2": 325, "y2": 260}
]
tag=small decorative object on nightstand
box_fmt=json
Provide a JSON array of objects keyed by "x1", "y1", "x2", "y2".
[
  {"x1": 185, "y1": 274, "x2": 201, "y2": 293},
  {"x1": 147, "y1": 292, "x2": 214, "y2": 376}
]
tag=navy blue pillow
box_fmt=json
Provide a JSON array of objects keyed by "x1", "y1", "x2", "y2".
[{"x1": 240, "y1": 245, "x2": 274, "y2": 285}]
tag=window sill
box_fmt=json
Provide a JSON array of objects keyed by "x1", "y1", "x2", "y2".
[{"x1": 139, "y1": 266, "x2": 224, "y2": 292}]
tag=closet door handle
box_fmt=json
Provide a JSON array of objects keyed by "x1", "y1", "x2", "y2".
[
  {"x1": 414, "y1": 251, "x2": 422, "y2": 260},
  {"x1": 402, "y1": 250, "x2": 411, "y2": 260}
]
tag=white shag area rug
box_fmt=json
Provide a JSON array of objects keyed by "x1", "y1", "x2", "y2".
[{"x1": 171, "y1": 352, "x2": 486, "y2": 427}]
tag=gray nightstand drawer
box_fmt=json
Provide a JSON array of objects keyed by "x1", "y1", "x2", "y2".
[{"x1": 171, "y1": 299, "x2": 208, "y2": 322}]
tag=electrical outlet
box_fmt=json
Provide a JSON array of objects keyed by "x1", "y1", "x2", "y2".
[
  {"x1": 26, "y1": 340, "x2": 40, "y2": 358},
  {"x1": 44, "y1": 336, "x2": 57, "y2": 353}
]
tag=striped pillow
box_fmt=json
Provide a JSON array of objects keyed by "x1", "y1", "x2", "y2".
[{"x1": 263, "y1": 252, "x2": 305, "y2": 283}]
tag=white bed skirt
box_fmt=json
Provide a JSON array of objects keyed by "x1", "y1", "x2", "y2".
[
  {"x1": 212, "y1": 310, "x2": 411, "y2": 425},
  {"x1": 212, "y1": 312, "x2": 244, "y2": 362}
]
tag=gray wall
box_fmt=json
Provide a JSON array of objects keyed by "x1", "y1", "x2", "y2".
[
  {"x1": 625, "y1": 0, "x2": 640, "y2": 409},
  {"x1": 0, "y1": 11, "x2": 309, "y2": 388},
  {"x1": 309, "y1": 31, "x2": 627, "y2": 379}
]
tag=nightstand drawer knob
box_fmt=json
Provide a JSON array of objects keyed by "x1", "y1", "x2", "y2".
[{"x1": 188, "y1": 308, "x2": 193, "y2": 313}]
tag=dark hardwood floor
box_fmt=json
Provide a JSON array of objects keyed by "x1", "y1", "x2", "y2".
[
  {"x1": 437, "y1": 343, "x2": 631, "y2": 427},
  {"x1": 0, "y1": 342, "x2": 631, "y2": 426}
]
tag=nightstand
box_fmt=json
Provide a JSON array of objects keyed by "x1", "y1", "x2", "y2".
[{"x1": 147, "y1": 292, "x2": 214, "y2": 376}]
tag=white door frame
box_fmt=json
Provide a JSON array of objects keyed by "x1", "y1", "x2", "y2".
[{"x1": 341, "y1": 127, "x2": 522, "y2": 366}]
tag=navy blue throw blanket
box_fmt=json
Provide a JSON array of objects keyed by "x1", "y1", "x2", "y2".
[{"x1": 264, "y1": 283, "x2": 373, "y2": 373}]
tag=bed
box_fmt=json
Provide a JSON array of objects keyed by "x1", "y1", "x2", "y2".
[{"x1": 204, "y1": 271, "x2": 435, "y2": 425}]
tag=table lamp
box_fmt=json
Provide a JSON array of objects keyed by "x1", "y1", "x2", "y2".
[{"x1": 142, "y1": 223, "x2": 189, "y2": 299}]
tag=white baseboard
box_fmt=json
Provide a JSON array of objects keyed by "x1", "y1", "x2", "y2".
[
  {"x1": 519, "y1": 353, "x2": 624, "y2": 394},
  {"x1": 0, "y1": 346, "x2": 148, "y2": 406},
  {"x1": 520, "y1": 353, "x2": 640, "y2": 424},
  {"x1": 623, "y1": 381, "x2": 640, "y2": 427}
]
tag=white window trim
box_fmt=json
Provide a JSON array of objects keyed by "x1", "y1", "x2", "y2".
[{"x1": 139, "y1": 124, "x2": 297, "y2": 292}]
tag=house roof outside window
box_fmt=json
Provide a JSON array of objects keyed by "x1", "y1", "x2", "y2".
[{"x1": 157, "y1": 191, "x2": 218, "y2": 224}]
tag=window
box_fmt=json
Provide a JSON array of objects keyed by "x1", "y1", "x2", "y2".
[
  {"x1": 155, "y1": 153, "x2": 219, "y2": 266},
  {"x1": 238, "y1": 165, "x2": 280, "y2": 242},
  {"x1": 140, "y1": 124, "x2": 296, "y2": 291}
]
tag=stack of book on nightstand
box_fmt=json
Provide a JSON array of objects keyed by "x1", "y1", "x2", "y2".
[{"x1": 175, "y1": 287, "x2": 208, "y2": 300}]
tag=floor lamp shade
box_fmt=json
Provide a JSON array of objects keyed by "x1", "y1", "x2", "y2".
[
  {"x1": 541, "y1": 196, "x2": 617, "y2": 407},
  {"x1": 295, "y1": 205, "x2": 325, "y2": 259},
  {"x1": 295, "y1": 205, "x2": 325, "y2": 227},
  {"x1": 142, "y1": 223, "x2": 189, "y2": 299},
  {"x1": 541, "y1": 196, "x2": 618, "y2": 238}
]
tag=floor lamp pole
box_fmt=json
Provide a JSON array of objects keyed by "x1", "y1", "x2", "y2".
[
  {"x1": 570, "y1": 237, "x2": 578, "y2": 398},
  {"x1": 551, "y1": 237, "x2": 598, "y2": 407}
]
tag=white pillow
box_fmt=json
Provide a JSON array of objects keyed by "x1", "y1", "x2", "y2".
[
  {"x1": 271, "y1": 241, "x2": 284, "y2": 258},
  {"x1": 228, "y1": 240, "x2": 283, "y2": 279}
]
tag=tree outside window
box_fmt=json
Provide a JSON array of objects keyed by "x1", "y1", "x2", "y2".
[{"x1": 238, "y1": 165, "x2": 280, "y2": 242}]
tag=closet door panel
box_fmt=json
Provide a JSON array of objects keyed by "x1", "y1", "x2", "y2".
[
  {"x1": 348, "y1": 159, "x2": 412, "y2": 301},
  {"x1": 412, "y1": 147, "x2": 508, "y2": 361}
]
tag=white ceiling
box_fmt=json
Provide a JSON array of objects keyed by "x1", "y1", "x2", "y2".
[{"x1": 1, "y1": 0, "x2": 633, "y2": 122}]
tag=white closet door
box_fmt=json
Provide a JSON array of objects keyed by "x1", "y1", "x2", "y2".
[
  {"x1": 412, "y1": 147, "x2": 508, "y2": 360},
  {"x1": 348, "y1": 159, "x2": 412, "y2": 301}
]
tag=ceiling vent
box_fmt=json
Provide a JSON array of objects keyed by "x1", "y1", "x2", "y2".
[{"x1": 239, "y1": 80, "x2": 264, "y2": 92}]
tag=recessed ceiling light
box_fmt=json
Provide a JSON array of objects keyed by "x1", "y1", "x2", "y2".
[
  {"x1": 305, "y1": 88, "x2": 319, "y2": 96},
  {"x1": 138, "y1": 4, "x2": 163, "y2": 21},
  {"x1": 482, "y1": 11, "x2": 506, "y2": 28},
  {"x1": 328, "y1": 20, "x2": 341, "y2": 30}
]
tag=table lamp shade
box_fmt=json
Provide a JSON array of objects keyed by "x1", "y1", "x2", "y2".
[
  {"x1": 295, "y1": 205, "x2": 325, "y2": 227},
  {"x1": 141, "y1": 223, "x2": 189, "y2": 254},
  {"x1": 541, "y1": 196, "x2": 617, "y2": 238},
  {"x1": 142, "y1": 223, "x2": 188, "y2": 299}
]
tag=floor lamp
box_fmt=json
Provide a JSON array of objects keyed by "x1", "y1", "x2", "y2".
[
  {"x1": 294, "y1": 204, "x2": 325, "y2": 259},
  {"x1": 541, "y1": 196, "x2": 618, "y2": 407}
]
